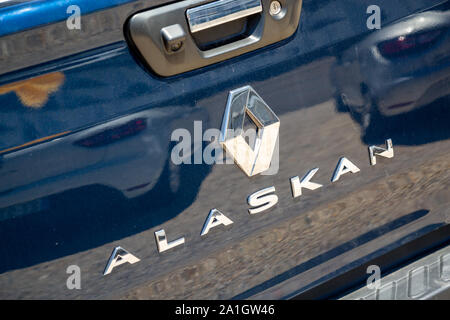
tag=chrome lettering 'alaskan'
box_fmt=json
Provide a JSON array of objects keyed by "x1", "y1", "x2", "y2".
[{"x1": 103, "y1": 138, "x2": 394, "y2": 275}]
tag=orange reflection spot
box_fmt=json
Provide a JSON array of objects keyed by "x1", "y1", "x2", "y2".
[{"x1": 0, "y1": 72, "x2": 65, "y2": 108}]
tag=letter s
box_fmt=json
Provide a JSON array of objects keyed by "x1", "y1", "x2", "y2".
[{"x1": 247, "y1": 186, "x2": 278, "y2": 215}]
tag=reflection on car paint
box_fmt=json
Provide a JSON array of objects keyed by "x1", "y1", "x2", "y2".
[
  {"x1": 0, "y1": 72, "x2": 65, "y2": 108},
  {"x1": 333, "y1": 10, "x2": 450, "y2": 141},
  {"x1": 0, "y1": 0, "x2": 448, "y2": 299}
]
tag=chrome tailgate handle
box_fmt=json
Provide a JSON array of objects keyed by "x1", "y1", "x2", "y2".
[
  {"x1": 186, "y1": 0, "x2": 263, "y2": 33},
  {"x1": 127, "y1": 0, "x2": 303, "y2": 77}
]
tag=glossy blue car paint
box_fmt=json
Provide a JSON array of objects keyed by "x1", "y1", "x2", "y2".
[
  {"x1": 0, "y1": 0, "x2": 136, "y2": 37},
  {"x1": 0, "y1": 0, "x2": 449, "y2": 299}
]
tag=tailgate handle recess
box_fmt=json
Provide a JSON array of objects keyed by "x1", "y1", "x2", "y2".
[{"x1": 127, "y1": 0, "x2": 303, "y2": 76}]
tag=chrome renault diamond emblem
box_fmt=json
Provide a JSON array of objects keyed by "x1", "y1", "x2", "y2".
[{"x1": 219, "y1": 86, "x2": 280, "y2": 177}]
